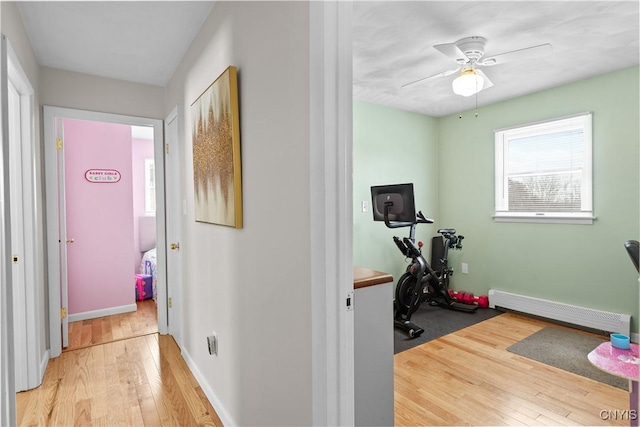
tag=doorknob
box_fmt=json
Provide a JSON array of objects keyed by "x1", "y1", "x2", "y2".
[
  {"x1": 170, "y1": 243, "x2": 180, "y2": 250},
  {"x1": 66, "y1": 238, "x2": 75, "y2": 243}
]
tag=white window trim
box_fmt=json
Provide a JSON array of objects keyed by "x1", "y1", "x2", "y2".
[
  {"x1": 494, "y1": 112, "x2": 594, "y2": 225},
  {"x1": 493, "y1": 212, "x2": 596, "y2": 225}
]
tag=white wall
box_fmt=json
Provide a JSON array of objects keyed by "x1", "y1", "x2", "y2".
[
  {"x1": 165, "y1": 2, "x2": 313, "y2": 425},
  {"x1": 39, "y1": 67, "x2": 165, "y2": 120},
  {"x1": 1, "y1": 4, "x2": 38, "y2": 79}
]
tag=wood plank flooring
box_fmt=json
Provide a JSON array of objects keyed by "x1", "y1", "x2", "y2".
[
  {"x1": 16, "y1": 333, "x2": 223, "y2": 427},
  {"x1": 18, "y1": 307, "x2": 629, "y2": 426},
  {"x1": 65, "y1": 299, "x2": 158, "y2": 352},
  {"x1": 395, "y1": 312, "x2": 629, "y2": 426}
]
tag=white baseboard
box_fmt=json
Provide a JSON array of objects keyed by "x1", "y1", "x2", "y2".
[
  {"x1": 632, "y1": 332, "x2": 639, "y2": 344},
  {"x1": 181, "y1": 347, "x2": 236, "y2": 427},
  {"x1": 68, "y1": 304, "x2": 137, "y2": 322}
]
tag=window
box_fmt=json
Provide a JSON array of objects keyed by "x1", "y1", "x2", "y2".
[
  {"x1": 494, "y1": 113, "x2": 593, "y2": 224},
  {"x1": 144, "y1": 158, "x2": 156, "y2": 215}
]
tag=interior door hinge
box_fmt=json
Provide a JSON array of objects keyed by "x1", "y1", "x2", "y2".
[
  {"x1": 56, "y1": 138, "x2": 63, "y2": 150},
  {"x1": 61, "y1": 307, "x2": 67, "y2": 320},
  {"x1": 165, "y1": 143, "x2": 169, "y2": 155},
  {"x1": 168, "y1": 297, "x2": 173, "y2": 308},
  {"x1": 346, "y1": 291, "x2": 354, "y2": 311}
]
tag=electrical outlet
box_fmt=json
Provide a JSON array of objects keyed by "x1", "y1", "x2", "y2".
[
  {"x1": 207, "y1": 333, "x2": 218, "y2": 356},
  {"x1": 461, "y1": 263, "x2": 469, "y2": 274}
]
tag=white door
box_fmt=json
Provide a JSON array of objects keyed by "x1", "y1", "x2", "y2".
[
  {"x1": 6, "y1": 41, "x2": 40, "y2": 391},
  {"x1": 43, "y1": 113, "x2": 70, "y2": 353},
  {"x1": 7, "y1": 80, "x2": 27, "y2": 391},
  {"x1": 165, "y1": 108, "x2": 183, "y2": 345},
  {"x1": 44, "y1": 107, "x2": 166, "y2": 357}
]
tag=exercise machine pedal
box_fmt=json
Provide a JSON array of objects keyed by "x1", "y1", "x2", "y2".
[{"x1": 394, "y1": 320, "x2": 425, "y2": 338}]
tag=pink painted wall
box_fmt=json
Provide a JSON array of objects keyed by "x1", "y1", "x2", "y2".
[
  {"x1": 132, "y1": 137, "x2": 155, "y2": 270},
  {"x1": 64, "y1": 119, "x2": 135, "y2": 315}
]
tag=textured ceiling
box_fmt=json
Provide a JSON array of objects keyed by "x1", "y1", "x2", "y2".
[
  {"x1": 353, "y1": 1, "x2": 640, "y2": 117},
  {"x1": 16, "y1": 1, "x2": 215, "y2": 87}
]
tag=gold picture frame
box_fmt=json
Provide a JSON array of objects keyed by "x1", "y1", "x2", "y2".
[{"x1": 191, "y1": 66, "x2": 242, "y2": 228}]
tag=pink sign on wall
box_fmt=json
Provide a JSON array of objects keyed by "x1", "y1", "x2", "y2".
[{"x1": 85, "y1": 169, "x2": 121, "y2": 183}]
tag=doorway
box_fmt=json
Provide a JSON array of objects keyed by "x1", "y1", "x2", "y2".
[
  {"x1": 43, "y1": 106, "x2": 167, "y2": 358},
  {"x1": 59, "y1": 119, "x2": 159, "y2": 352}
]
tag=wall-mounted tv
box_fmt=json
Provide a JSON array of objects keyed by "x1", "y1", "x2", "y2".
[{"x1": 370, "y1": 183, "x2": 416, "y2": 223}]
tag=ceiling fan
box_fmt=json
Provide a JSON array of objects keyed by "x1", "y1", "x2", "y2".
[{"x1": 402, "y1": 36, "x2": 553, "y2": 96}]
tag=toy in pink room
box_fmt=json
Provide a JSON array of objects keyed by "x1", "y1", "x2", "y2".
[
  {"x1": 137, "y1": 216, "x2": 158, "y2": 302},
  {"x1": 135, "y1": 274, "x2": 153, "y2": 301}
]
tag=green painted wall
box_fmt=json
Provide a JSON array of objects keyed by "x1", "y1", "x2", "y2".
[
  {"x1": 353, "y1": 101, "x2": 439, "y2": 282},
  {"x1": 353, "y1": 66, "x2": 639, "y2": 332},
  {"x1": 438, "y1": 66, "x2": 639, "y2": 331}
]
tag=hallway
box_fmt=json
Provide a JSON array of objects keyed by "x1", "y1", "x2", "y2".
[{"x1": 16, "y1": 334, "x2": 223, "y2": 426}]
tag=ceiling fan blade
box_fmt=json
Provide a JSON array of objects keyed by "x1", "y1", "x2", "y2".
[
  {"x1": 434, "y1": 42, "x2": 468, "y2": 63},
  {"x1": 401, "y1": 67, "x2": 460, "y2": 88},
  {"x1": 475, "y1": 69, "x2": 493, "y2": 90},
  {"x1": 478, "y1": 43, "x2": 552, "y2": 66}
]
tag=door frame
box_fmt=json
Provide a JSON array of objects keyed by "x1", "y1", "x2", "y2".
[
  {"x1": 309, "y1": 2, "x2": 354, "y2": 425},
  {"x1": 0, "y1": 33, "x2": 17, "y2": 427},
  {"x1": 7, "y1": 61, "x2": 27, "y2": 393},
  {"x1": 44, "y1": 106, "x2": 166, "y2": 358},
  {"x1": 6, "y1": 39, "x2": 40, "y2": 391}
]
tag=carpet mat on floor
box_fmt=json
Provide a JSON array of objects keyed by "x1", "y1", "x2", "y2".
[
  {"x1": 506, "y1": 326, "x2": 628, "y2": 390},
  {"x1": 394, "y1": 304, "x2": 501, "y2": 354}
]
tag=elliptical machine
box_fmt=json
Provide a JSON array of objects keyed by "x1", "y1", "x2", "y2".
[{"x1": 371, "y1": 183, "x2": 477, "y2": 338}]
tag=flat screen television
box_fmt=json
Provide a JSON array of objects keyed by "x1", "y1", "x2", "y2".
[{"x1": 370, "y1": 183, "x2": 416, "y2": 223}]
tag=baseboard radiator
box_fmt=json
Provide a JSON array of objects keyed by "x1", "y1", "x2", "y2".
[{"x1": 488, "y1": 289, "x2": 631, "y2": 335}]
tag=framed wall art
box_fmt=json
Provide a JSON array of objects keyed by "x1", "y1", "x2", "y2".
[{"x1": 191, "y1": 66, "x2": 243, "y2": 228}]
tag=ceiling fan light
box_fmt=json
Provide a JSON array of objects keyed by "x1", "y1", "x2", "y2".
[{"x1": 452, "y1": 69, "x2": 484, "y2": 97}]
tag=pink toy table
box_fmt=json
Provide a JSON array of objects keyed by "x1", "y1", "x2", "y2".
[{"x1": 588, "y1": 342, "x2": 639, "y2": 426}]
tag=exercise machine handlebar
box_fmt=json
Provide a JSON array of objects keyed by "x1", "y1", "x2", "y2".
[
  {"x1": 383, "y1": 202, "x2": 415, "y2": 229},
  {"x1": 416, "y1": 211, "x2": 434, "y2": 224},
  {"x1": 383, "y1": 201, "x2": 434, "y2": 229},
  {"x1": 393, "y1": 236, "x2": 410, "y2": 257},
  {"x1": 403, "y1": 237, "x2": 423, "y2": 259}
]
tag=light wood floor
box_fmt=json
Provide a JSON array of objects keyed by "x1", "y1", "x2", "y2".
[
  {"x1": 395, "y1": 311, "x2": 629, "y2": 426},
  {"x1": 65, "y1": 299, "x2": 158, "y2": 352},
  {"x1": 17, "y1": 307, "x2": 628, "y2": 426},
  {"x1": 16, "y1": 333, "x2": 223, "y2": 427}
]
